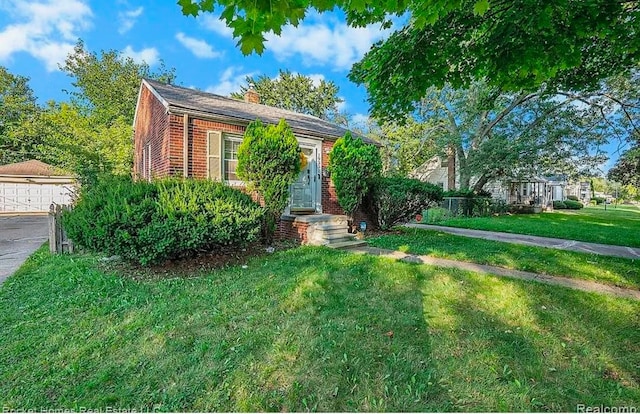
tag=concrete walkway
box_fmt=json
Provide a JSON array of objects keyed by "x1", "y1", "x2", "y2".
[
  {"x1": 405, "y1": 224, "x2": 640, "y2": 260},
  {"x1": 0, "y1": 215, "x2": 48, "y2": 284},
  {"x1": 347, "y1": 245, "x2": 640, "y2": 301}
]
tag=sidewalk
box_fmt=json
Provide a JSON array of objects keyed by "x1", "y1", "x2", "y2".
[
  {"x1": 347, "y1": 245, "x2": 640, "y2": 301},
  {"x1": 405, "y1": 224, "x2": 640, "y2": 260}
]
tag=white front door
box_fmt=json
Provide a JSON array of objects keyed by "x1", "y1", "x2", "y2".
[{"x1": 290, "y1": 146, "x2": 318, "y2": 213}]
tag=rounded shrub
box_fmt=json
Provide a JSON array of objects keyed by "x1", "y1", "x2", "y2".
[
  {"x1": 563, "y1": 199, "x2": 584, "y2": 209},
  {"x1": 553, "y1": 200, "x2": 567, "y2": 209},
  {"x1": 366, "y1": 177, "x2": 443, "y2": 229},
  {"x1": 236, "y1": 119, "x2": 301, "y2": 242},
  {"x1": 64, "y1": 177, "x2": 264, "y2": 265},
  {"x1": 567, "y1": 195, "x2": 579, "y2": 201},
  {"x1": 328, "y1": 132, "x2": 382, "y2": 218}
]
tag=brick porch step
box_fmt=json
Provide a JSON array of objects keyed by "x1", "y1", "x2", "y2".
[
  {"x1": 282, "y1": 213, "x2": 367, "y2": 248},
  {"x1": 326, "y1": 239, "x2": 368, "y2": 250}
]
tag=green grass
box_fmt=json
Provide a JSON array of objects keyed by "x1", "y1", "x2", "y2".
[
  {"x1": 1, "y1": 247, "x2": 639, "y2": 411},
  {"x1": 430, "y1": 205, "x2": 640, "y2": 247},
  {"x1": 369, "y1": 228, "x2": 640, "y2": 290}
]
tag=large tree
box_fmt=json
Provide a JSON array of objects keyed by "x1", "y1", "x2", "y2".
[
  {"x1": 180, "y1": 0, "x2": 639, "y2": 116},
  {"x1": 51, "y1": 41, "x2": 176, "y2": 180},
  {"x1": 38, "y1": 103, "x2": 132, "y2": 185},
  {"x1": 230, "y1": 70, "x2": 343, "y2": 121},
  {"x1": 62, "y1": 40, "x2": 176, "y2": 125},
  {"x1": 608, "y1": 146, "x2": 640, "y2": 188},
  {"x1": 0, "y1": 67, "x2": 42, "y2": 164},
  {"x1": 400, "y1": 80, "x2": 623, "y2": 191}
]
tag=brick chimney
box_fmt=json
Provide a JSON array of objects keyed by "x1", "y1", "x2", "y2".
[{"x1": 244, "y1": 84, "x2": 260, "y2": 104}]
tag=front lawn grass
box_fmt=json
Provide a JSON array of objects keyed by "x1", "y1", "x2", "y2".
[
  {"x1": 369, "y1": 227, "x2": 640, "y2": 290},
  {"x1": 432, "y1": 205, "x2": 640, "y2": 247},
  {"x1": 1, "y1": 247, "x2": 639, "y2": 411}
]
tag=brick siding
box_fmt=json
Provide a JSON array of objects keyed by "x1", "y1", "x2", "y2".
[
  {"x1": 133, "y1": 86, "x2": 171, "y2": 178},
  {"x1": 134, "y1": 82, "x2": 374, "y2": 240},
  {"x1": 276, "y1": 217, "x2": 309, "y2": 243}
]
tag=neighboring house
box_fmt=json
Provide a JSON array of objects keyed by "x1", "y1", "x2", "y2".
[
  {"x1": 545, "y1": 175, "x2": 591, "y2": 204},
  {"x1": 0, "y1": 160, "x2": 76, "y2": 213},
  {"x1": 415, "y1": 155, "x2": 590, "y2": 209},
  {"x1": 132, "y1": 79, "x2": 373, "y2": 245}
]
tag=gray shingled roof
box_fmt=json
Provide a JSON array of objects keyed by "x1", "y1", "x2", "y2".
[{"x1": 144, "y1": 78, "x2": 374, "y2": 143}]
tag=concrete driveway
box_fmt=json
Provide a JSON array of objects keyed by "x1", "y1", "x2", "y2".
[{"x1": 0, "y1": 215, "x2": 48, "y2": 284}]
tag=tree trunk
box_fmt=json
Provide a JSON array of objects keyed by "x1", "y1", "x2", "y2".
[
  {"x1": 455, "y1": 143, "x2": 469, "y2": 190},
  {"x1": 473, "y1": 174, "x2": 491, "y2": 193},
  {"x1": 447, "y1": 148, "x2": 456, "y2": 190}
]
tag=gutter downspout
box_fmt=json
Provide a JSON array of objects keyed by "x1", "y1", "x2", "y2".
[{"x1": 183, "y1": 113, "x2": 189, "y2": 178}]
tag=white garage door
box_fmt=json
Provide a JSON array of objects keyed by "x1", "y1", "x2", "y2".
[{"x1": 0, "y1": 182, "x2": 74, "y2": 213}]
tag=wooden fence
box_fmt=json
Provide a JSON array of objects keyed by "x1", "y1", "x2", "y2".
[{"x1": 48, "y1": 204, "x2": 74, "y2": 254}]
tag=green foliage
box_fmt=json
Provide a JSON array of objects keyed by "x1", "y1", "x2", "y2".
[
  {"x1": 230, "y1": 70, "x2": 344, "y2": 121},
  {"x1": 0, "y1": 66, "x2": 42, "y2": 164},
  {"x1": 567, "y1": 195, "x2": 579, "y2": 201},
  {"x1": 63, "y1": 177, "x2": 264, "y2": 265},
  {"x1": 554, "y1": 200, "x2": 583, "y2": 210},
  {"x1": 236, "y1": 119, "x2": 301, "y2": 241},
  {"x1": 366, "y1": 177, "x2": 443, "y2": 229},
  {"x1": 369, "y1": 81, "x2": 614, "y2": 192},
  {"x1": 328, "y1": 132, "x2": 382, "y2": 218},
  {"x1": 424, "y1": 207, "x2": 451, "y2": 223},
  {"x1": 608, "y1": 146, "x2": 640, "y2": 188},
  {"x1": 349, "y1": 1, "x2": 639, "y2": 119},
  {"x1": 62, "y1": 40, "x2": 175, "y2": 125},
  {"x1": 180, "y1": 1, "x2": 639, "y2": 116},
  {"x1": 37, "y1": 103, "x2": 132, "y2": 186},
  {"x1": 592, "y1": 196, "x2": 605, "y2": 205},
  {"x1": 367, "y1": 117, "x2": 438, "y2": 175},
  {"x1": 443, "y1": 189, "x2": 476, "y2": 198},
  {"x1": 553, "y1": 201, "x2": 567, "y2": 210},
  {"x1": 563, "y1": 200, "x2": 584, "y2": 210}
]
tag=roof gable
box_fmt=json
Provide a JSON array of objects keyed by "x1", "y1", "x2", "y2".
[
  {"x1": 142, "y1": 78, "x2": 375, "y2": 143},
  {"x1": 0, "y1": 160, "x2": 73, "y2": 177}
]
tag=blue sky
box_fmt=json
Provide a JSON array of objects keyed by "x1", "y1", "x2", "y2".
[{"x1": 0, "y1": 0, "x2": 389, "y2": 128}]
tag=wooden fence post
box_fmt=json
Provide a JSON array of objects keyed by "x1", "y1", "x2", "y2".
[{"x1": 48, "y1": 204, "x2": 74, "y2": 254}]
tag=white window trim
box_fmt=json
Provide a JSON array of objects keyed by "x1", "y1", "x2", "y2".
[
  {"x1": 207, "y1": 131, "x2": 246, "y2": 185},
  {"x1": 223, "y1": 134, "x2": 244, "y2": 186}
]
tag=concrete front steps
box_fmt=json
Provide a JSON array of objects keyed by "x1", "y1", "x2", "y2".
[{"x1": 292, "y1": 214, "x2": 367, "y2": 249}]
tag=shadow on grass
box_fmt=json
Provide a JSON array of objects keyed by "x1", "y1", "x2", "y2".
[
  {"x1": 369, "y1": 228, "x2": 640, "y2": 290},
  {"x1": 1, "y1": 247, "x2": 638, "y2": 411},
  {"x1": 418, "y1": 268, "x2": 640, "y2": 411},
  {"x1": 0, "y1": 247, "x2": 448, "y2": 411}
]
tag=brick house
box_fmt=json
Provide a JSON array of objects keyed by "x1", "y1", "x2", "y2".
[{"x1": 132, "y1": 78, "x2": 374, "y2": 246}]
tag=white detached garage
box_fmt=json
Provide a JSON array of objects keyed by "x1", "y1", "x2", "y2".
[{"x1": 0, "y1": 160, "x2": 76, "y2": 213}]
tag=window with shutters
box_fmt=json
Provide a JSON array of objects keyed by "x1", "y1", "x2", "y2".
[{"x1": 207, "y1": 131, "x2": 243, "y2": 184}]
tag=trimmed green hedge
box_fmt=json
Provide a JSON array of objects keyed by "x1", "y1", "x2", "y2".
[
  {"x1": 366, "y1": 177, "x2": 443, "y2": 229},
  {"x1": 64, "y1": 177, "x2": 264, "y2": 265},
  {"x1": 563, "y1": 199, "x2": 584, "y2": 209},
  {"x1": 553, "y1": 199, "x2": 584, "y2": 210}
]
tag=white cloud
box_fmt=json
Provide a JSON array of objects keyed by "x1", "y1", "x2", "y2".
[
  {"x1": 0, "y1": 0, "x2": 92, "y2": 71},
  {"x1": 336, "y1": 97, "x2": 347, "y2": 112},
  {"x1": 265, "y1": 20, "x2": 390, "y2": 70},
  {"x1": 205, "y1": 66, "x2": 257, "y2": 97},
  {"x1": 175, "y1": 32, "x2": 221, "y2": 59},
  {"x1": 121, "y1": 45, "x2": 159, "y2": 65},
  {"x1": 351, "y1": 113, "x2": 370, "y2": 128},
  {"x1": 118, "y1": 6, "x2": 143, "y2": 34},
  {"x1": 307, "y1": 73, "x2": 325, "y2": 87},
  {"x1": 199, "y1": 14, "x2": 234, "y2": 38}
]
